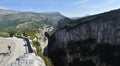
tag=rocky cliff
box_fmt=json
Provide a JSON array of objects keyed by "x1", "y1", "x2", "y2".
[
  {"x1": 7, "y1": 53, "x2": 46, "y2": 66},
  {"x1": 36, "y1": 25, "x2": 54, "y2": 52},
  {"x1": 44, "y1": 9, "x2": 120, "y2": 66}
]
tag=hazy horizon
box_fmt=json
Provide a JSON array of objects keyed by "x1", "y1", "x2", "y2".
[{"x1": 0, "y1": 0, "x2": 120, "y2": 17}]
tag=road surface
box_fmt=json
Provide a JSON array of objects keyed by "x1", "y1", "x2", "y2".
[{"x1": 0, "y1": 37, "x2": 27, "y2": 66}]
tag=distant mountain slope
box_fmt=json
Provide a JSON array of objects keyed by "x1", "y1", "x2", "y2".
[
  {"x1": 0, "y1": 9, "x2": 69, "y2": 31},
  {"x1": 0, "y1": 9, "x2": 18, "y2": 15},
  {"x1": 71, "y1": 17, "x2": 81, "y2": 20},
  {"x1": 76, "y1": 8, "x2": 120, "y2": 23}
]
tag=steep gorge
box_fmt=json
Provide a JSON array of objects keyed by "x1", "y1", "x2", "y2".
[{"x1": 44, "y1": 9, "x2": 120, "y2": 66}]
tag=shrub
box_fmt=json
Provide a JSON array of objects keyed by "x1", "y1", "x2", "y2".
[
  {"x1": 8, "y1": 30, "x2": 17, "y2": 37},
  {"x1": 32, "y1": 41, "x2": 53, "y2": 66},
  {"x1": 23, "y1": 30, "x2": 36, "y2": 40}
]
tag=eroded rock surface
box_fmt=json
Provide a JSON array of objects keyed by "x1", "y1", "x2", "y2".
[
  {"x1": 44, "y1": 9, "x2": 120, "y2": 66},
  {"x1": 7, "y1": 53, "x2": 46, "y2": 66}
]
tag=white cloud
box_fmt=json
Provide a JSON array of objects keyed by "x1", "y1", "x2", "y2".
[
  {"x1": 74, "y1": 0, "x2": 115, "y2": 9},
  {"x1": 100, "y1": 0, "x2": 115, "y2": 7},
  {"x1": 106, "y1": 0, "x2": 115, "y2": 4},
  {"x1": 73, "y1": 0, "x2": 91, "y2": 5},
  {"x1": 90, "y1": 0, "x2": 115, "y2": 9}
]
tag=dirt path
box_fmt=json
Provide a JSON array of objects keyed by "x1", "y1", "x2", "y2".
[{"x1": 0, "y1": 37, "x2": 27, "y2": 66}]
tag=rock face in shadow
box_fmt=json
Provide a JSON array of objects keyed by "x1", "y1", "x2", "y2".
[{"x1": 44, "y1": 9, "x2": 120, "y2": 66}]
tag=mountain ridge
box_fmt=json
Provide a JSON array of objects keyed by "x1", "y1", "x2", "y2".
[
  {"x1": 0, "y1": 9, "x2": 19, "y2": 15},
  {"x1": 0, "y1": 9, "x2": 68, "y2": 32}
]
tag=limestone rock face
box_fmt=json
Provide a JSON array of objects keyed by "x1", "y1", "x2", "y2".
[
  {"x1": 36, "y1": 25, "x2": 54, "y2": 52},
  {"x1": 7, "y1": 53, "x2": 46, "y2": 66},
  {"x1": 54, "y1": 20, "x2": 119, "y2": 48},
  {"x1": 44, "y1": 9, "x2": 120, "y2": 66}
]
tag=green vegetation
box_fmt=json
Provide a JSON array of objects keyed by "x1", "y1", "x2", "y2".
[
  {"x1": 0, "y1": 32, "x2": 8, "y2": 36},
  {"x1": 8, "y1": 30, "x2": 23, "y2": 37},
  {"x1": 0, "y1": 9, "x2": 66, "y2": 32},
  {"x1": 47, "y1": 29, "x2": 55, "y2": 36},
  {"x1": 23, "y1": 30, "x2": 36, "y2": 40},
  {"x1": 57, "y1": 18, "x2": 73, "y2": 28},
  {"x1": 7, "y1": 29, "x2": 53, "y2": 66},
  {"x1": 8, "y1": 30, "x2": 17, "y2": 37},
  {"x1": 32, "y1": 41, "x2": 53, "y2": 66},
  {"x1": 16, "y1": 31, "x2": 23, "y2": 35},
  {"x1": 0, "y1": 9, "x2": 72, "y2": 66},
  {"x1": 23, "y1": 30, "x2": 53, "y2": 66}
]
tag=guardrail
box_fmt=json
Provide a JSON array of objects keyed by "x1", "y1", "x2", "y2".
[{"x1": 15, "y1": 35, "x2": 37, "y2": 55}]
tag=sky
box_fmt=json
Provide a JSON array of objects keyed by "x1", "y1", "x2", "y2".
[{"x1": 0, "y1": 0, "x2": 120, "y2": 17}]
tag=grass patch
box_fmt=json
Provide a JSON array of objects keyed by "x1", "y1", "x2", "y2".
[
  {"x1": 23, "y1": 30, "x2": 36, "y2": 40},
  {"x1": 0, "y1": 32, "x2": 8, "y2": 37}
]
